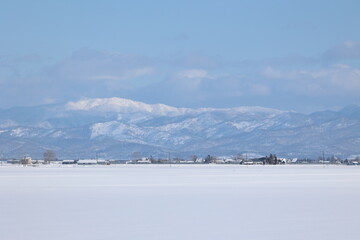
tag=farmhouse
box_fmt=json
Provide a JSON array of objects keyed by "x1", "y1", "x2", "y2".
[
  {"x1": 62, "y1": 160, "x2": 77, "y2": 165},
  {"x1": 77, "y1": 159, "x2": 97, "y2": 165}
]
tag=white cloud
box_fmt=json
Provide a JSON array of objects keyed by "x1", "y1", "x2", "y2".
[
  {"x1": 249, "y1": 84, "x2": 271, "y2": 96},
  {"x1": 89, "y1": 75, "x2": 123, "y2": 81},
  {"x1": 263, "y1": 67, "x2": 283, "y2": 79},
  {"x1": 45, "y1": 48, "x2": 156, "y2": 83},
  {"x1": 262, "y1": 64, "x2": 360, "y2": 96},
  {"x1": 132, "y1": 67, "x2": 155, "y2": 76},
  {"x1": 42, "y1": 97, "x2": 57, "y2": 104},
  {"x1": 322, "y1": 40, "x2": 360, "y2": 62},
  {"x1": 1, "y1": 43, "x2": 359, "y2": 111},
  {"x1": 89, "y1": 67, "x2": 155, "y2": 81},
  {"x1": 176, "y1": 69, "x2": 209, "y2": 79},
  {"x1": 170, "y1": 54, "x2": 221, "y2": 69}
]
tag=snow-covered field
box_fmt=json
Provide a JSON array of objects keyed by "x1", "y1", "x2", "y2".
[{"x1": 1, "y1": 165, "x2": 359, "y2": 240}]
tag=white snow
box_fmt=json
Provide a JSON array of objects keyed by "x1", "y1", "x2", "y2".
[
  {"x1": 0, "y1": 165, "x2": 359, "y2": 240},
  {"x1": 10, "y1": 127, "x2": 37, "y2": 137},
  {"x1": 10, "y1": 127, "x2": 26, "y2": 137},
  {"x1": 0, "y1": 129, "x2": 8, "y2": 134},
  {"x1": 90, "y1": 121, "x2": 146, "y2": 141},
  {"x1": 65, "y1": 97, "x2": 284, "y2": 116},
  {"x1": 231, "y1": 121, "x2": 263, "y2": 131},
  {"x1": 65, "y1": 97, "x2": 192, "y2": 116}
]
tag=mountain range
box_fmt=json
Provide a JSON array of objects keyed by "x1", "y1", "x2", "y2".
[{"x1": 0, "y1": 97, "x2": 359, "y2": 159}]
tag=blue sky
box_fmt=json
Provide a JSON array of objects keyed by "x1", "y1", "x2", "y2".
[{"x1": 0, "y1": 0, "x2": 360, "y2": 112}]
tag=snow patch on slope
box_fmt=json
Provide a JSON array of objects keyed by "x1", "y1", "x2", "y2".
[
  {"x1": 65, "y1": 97, "x2": 285, "y2": 116},
  {"x1": 66, "y1": 97, "x2": 192, "y2": 116}
]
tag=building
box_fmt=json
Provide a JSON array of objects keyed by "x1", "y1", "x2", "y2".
[
  {"x1": 21, "y1": 156, "x2": 32, "y2": 165},
  {"x1": 77, "y1": 159, "x2": 97, "y2": 165},
  {"x1": 62, "y1": 160, "x2": 77, "y2": 164}
]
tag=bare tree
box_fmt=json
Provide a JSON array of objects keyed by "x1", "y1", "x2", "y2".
[
  {"x1": 43, "y1": 150, "x2": 56, "y2": 164},
  {"x1": 191, "y1": 155, "x2": 198, "y2": 163}
]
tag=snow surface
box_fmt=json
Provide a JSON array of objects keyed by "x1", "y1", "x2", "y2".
[
  {"x1": 65, "y1": 97, "x2": 192, "y2": 116},
  {"x1": 0, "y1": 165, "x2": 359, "y2": 240},
  {"x1": 65, "y1": 97, "x2": 283, "y2": 116}
]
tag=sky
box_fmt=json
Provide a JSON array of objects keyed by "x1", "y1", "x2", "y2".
[{"x1": 0, "y1": 0, "x2": 360, "y2": 113}]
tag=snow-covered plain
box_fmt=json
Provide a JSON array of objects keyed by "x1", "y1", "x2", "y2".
[{"x1": 1, "y1": 165, "x2": 360, "y2": 240}]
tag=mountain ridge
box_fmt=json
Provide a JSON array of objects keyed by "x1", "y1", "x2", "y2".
[{"x1": 0, "y1": 97, "x2": 359, "y2": 159}]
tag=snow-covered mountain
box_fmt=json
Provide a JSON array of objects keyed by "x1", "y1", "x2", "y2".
[{"x1": 0, "y1": 97, "x2": 359, "y2": 159}]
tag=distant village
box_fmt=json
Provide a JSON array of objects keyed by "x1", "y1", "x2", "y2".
[{"x1": 1, "y1": 150, "x2": 360, "y2": 166}]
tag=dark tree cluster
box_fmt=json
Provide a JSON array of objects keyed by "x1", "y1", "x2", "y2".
[
  {"x1": 43, "y1": 150, "x2": 56, "y2": 164},
  {"x1": 265, "y1": 154, "x2": 279, "y2": 165}
]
